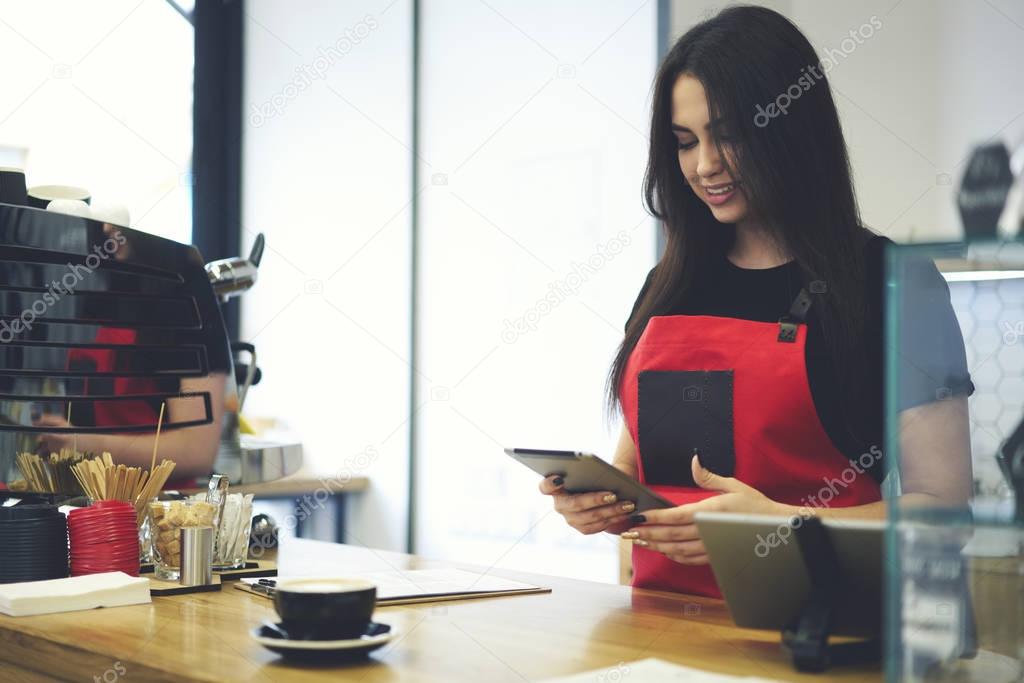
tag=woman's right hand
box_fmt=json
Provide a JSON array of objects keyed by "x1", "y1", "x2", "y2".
[{"x1": 539, "y1": 475, "x2": 637, "y2": 535}]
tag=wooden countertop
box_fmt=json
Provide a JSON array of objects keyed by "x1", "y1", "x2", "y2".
[{"x1": 0, "y1": 539, "x2": 881, "y2": 683}]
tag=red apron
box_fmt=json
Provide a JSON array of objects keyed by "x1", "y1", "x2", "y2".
[{"x1": 619, "y1": 293, "x2": 881, "y2": 597}]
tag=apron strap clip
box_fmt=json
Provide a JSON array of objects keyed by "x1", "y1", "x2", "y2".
[{"x1": 777, "y1": 288, "x2": 812, "y2": 343}]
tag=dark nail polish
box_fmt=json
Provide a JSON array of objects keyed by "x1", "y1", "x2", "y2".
[
  {"x1": 629, "y1": 514, "x2": 646, "y2": 525},
  {"x1": 553, "y1": 476, "x2": 564, "y2": 487}
]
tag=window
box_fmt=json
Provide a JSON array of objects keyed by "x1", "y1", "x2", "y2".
[
  {"x1": 0, "y1": 1, "x2": 193, "y2": 243},
  {"x1": 414, "y1": 0, "x2": 657, "y2": 583}
]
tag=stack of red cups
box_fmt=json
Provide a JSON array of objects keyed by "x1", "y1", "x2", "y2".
[{"x1": 68, "y1": 500, "x2": 140, "y2": 576}]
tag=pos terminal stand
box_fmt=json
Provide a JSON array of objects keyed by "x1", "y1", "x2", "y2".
[{"x1": 781, "y1": 517, "x2": 881, "y2": 672}]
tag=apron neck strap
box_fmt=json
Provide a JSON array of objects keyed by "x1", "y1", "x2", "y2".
[{"x1": 787, "y1": 288, "x2": 813, "y2": 323}]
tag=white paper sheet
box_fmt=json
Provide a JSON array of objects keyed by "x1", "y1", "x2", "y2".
[
  {"x1": 352, "y1": 568, "x2": 540, "y2": 600},
  {"x1": 539, "y1": 658, "x2": 785, "y2": 683}
]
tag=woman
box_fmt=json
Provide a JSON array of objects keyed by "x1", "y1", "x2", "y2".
[{"x1": 541, "y1": 6, "x2": 973, "y2": 597}]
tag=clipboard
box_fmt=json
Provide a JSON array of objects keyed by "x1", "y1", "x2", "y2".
[{"x1": 235, "y1": 568, "x2": 551, "y2": 606}]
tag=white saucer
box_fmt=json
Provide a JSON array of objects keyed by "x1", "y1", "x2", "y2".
[{"x1": 252, "y1": 621, "x2": 394, "y2": 661}]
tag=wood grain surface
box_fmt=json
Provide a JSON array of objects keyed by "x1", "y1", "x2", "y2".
[{"x1": 0, "y1": 538, "x2": 885, "y2": 683}]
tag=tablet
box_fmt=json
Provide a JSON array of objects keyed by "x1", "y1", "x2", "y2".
[
  {"x1": 694, "y1": 511, "x2": 883, "y2": 636},
  {"x1": 503, "y1": 448, "x2": 672, "y2": 512}
]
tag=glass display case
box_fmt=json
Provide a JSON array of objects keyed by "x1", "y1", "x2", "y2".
[{"x1": 885, "y1": 240, "x2": 1023, "y2": 682}]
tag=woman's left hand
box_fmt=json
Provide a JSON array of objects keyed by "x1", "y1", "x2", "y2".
[{"x1": 622, "y1": 455, "x2": 789, "y2": 565}]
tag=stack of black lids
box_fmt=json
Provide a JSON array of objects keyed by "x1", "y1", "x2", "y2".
[{"x1": 0, "y1": 503, "x2": 69, "y2": 584}]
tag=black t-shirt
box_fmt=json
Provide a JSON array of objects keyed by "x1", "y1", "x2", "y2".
[{"x1": 625, "y1": 234, "x2": 973, "y2": 482}]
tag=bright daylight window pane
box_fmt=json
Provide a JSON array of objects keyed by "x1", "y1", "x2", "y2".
[
  {"x1": 415, "y1": 0, "x2": 658, "y2": 583},
  {"x1": 0, "y1": 1, "x2": 194, "y2": 244},
  {"x1": 241, "y1": 1, "x2": 413, "y2": 551}
]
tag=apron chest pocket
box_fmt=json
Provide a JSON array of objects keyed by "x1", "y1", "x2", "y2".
[{"x1": 637, "y1": 370, "x2": 736, "y2": 487}]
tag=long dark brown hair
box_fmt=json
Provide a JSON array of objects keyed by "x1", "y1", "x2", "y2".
[{"x1": 609, "y1": 6, "x2": 872, "y2": 441}]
